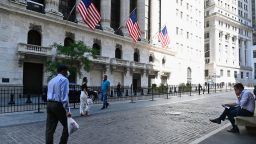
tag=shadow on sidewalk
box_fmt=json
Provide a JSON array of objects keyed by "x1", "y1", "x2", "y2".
[{"x1": 199, "y1": 126, "x2": 256, "y2": 144}]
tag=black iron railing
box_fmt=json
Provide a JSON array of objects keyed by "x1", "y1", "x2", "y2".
[{"x1": 0, "y1": 83, "x2": 234, "y2": 114}]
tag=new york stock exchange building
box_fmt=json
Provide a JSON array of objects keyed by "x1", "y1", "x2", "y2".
[{"x1": 0, "y1": 0, "x2": 205, "y2": 95}]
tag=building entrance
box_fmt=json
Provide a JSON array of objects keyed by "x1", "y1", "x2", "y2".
[
  {"x1": 132, "y1": 73, "x2": 141, "y2": 92},
  {"x1": 23, "y1": 62, "x2": 43, "y2": 95}
]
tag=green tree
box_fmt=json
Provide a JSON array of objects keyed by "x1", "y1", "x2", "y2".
[{"x1": 47, "y1": 41, "x2": 97, "y2": 81}]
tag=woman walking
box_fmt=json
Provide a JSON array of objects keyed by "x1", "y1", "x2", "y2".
[{"x1": 80, "y1": 82, "x2": 89, "y2": 116}]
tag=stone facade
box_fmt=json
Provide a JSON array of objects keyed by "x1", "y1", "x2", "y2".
[{"x1": 0, "y1": 0, "x2": 205, "y2": 89}]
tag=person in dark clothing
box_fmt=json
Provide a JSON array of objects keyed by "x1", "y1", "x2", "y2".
[{"x1": 117, "y1": 82, "x2": 122, "y2": 97}]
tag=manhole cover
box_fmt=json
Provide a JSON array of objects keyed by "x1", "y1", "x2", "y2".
[{"x1": 165, "y1": 111, "x2": 182, "y2": 115}]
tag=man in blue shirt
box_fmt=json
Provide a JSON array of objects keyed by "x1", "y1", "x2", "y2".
[
  {"x1": 100, "y1": 74, "x2": 110, "y2": 110},
  {"x1": 210, "y1": 83, "x2": 255, "y2": 133},
  {"x1": 46, "y1": 64, "x2": 71, "y2": 144}
]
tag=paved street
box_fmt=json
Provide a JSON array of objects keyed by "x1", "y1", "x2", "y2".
[{"x1": 0, "y1": 92, "x2": 255, "y2": 144}]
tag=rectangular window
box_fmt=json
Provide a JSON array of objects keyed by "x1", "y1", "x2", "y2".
[
  {"x1": 206, "y1": 21, "x2": 209, "y2": 27},
  {"x1": 241, "y1": 72, "x2": 244, "y2": 79},
  {"x1": 227, "y1": 70, "x2": 230, "y2": 77},
  {"x1": 234, "y1": 71, "x2": 237, "y2": 78},
  {"x1": 176, "y1": 27, "x2": 179, "y2": 35},
  {"x1": 205, "y1": 43, "x2": 210, "y2": 57},
  {"x1": 205, "y1": 70, "x2": 209, "y2": 77},
  {"x1": 253, "y1": 50, "x2": 256, "y2": 58},
  {"x1": 220, "y1": 69, "x2": 223, "y2": 76},
  {"x1": 204, "y1": 32, "x2": 210, "y2": 39},
  {"x1": 246, "y1": 72, "x2": 249, "y2": 78}
]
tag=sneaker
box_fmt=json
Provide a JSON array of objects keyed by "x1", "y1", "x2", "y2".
[
  {"x1": 101, "y1": 106, "x2": 105, "y2": 110},
  {"x1": 227, "y1": 128, "x2": 239, "y2": 133},
  {"x1": 106, "y1": 103, "x2": 109, "y2": 108},
  {"x1": 209, "y1": 118, "x2": 221, "y2": 124}
]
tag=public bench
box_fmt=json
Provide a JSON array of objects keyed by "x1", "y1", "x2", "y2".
[
  {"x1": 235, "y1": 107, "x2": 256, "y2": 132},
  {"x1": 235, "y1": 113, "x2": 256, "y2": 127}
]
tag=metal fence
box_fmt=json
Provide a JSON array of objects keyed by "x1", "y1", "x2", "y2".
[{"x1": 0, "y1": 83, "x2": 234, "y2": 114}]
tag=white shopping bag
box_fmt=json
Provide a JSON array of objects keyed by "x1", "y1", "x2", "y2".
[
  {"x1": 67, "y1": 117, "x2": 79, "y2": 135},
  {"x1": 87, "y1": 98, "x2": 93, "y2": 105}
]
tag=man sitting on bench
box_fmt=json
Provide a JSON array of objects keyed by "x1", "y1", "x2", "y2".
[{"x1": 209, "y1": 83, "x2": 255, "y2": 133}]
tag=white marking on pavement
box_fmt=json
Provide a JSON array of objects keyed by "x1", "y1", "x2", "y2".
[{"x1": 189, "y1": 123, "x2": 231, "y2": 144}]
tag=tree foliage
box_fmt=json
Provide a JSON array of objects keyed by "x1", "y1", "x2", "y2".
[{"x1": 47, "y1": 41, "x2": 97, "y2": 79}]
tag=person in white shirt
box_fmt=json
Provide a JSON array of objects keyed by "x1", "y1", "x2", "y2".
[
  {"x1": 210, "y1": 83, "x2": 255, "y2": 133},
  {"x1": 80, "y1": 82, "x2": 89, "y2": 116},
  {"x1": 46, "y1": 64, "x2": 71, "y2": 144}
]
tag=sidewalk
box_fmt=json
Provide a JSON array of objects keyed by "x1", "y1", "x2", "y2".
[{"x1": 198, "y1": 125, "x2": 256, "y2": 144}]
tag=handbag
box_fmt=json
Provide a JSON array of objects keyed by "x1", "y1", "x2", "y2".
[{"x1": 87, "y1": 98, "x2": 93, "y2": 105}]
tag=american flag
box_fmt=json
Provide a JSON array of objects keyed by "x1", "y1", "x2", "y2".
[
  {"x1": 77, "y1": 0, "x2": 101, "y2": 30},
  {"x1": 158, "y1": 26, "x2": 170, "y2": 48},
  {"x1": 126, "y1": 10, "x2": 141, "y2": 42}
]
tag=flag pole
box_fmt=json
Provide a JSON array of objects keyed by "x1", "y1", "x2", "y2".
[
  {"x1": 114, "y1": 8, "x2": 137, "y2": 34},
  {"x1": 66, "y1": 0, "x2": 80, "y2": 22}
]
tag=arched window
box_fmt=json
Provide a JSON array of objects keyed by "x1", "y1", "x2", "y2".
[
  {"x1": 134, "y1": 49, "x2": 140, "y2": 62},
  {"x1": 93, "y1": 43, "x2": 101, "y2": 56},
  {"x1": 27, "y1": 30, "x2": 41, "y2": 46},
  {"x1": 149, "y1": 54, "x2": 154, "y2": 62},
  {"x1": 187, "y1": 67, "x2": 192, "y2": 84},
  {"x1": 115, "y1": 46, "x2": 122, "y2": 59},
  {"x1": 64, "y1": 37, "x2": 74, "y2": 47}
]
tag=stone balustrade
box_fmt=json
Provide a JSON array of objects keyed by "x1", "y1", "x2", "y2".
[
  {"x1": 92, "y1": 55, "x2": 110, "y2": 64},
  {"x1": 110, "y1": 58, "x2": 129, "y2": 66},
  {"x1": 17, "y1": 43, "x2": 52, "y2": 56},
  {"x1": 130, "y1": 61, "x2": 146, "y2": 69}
]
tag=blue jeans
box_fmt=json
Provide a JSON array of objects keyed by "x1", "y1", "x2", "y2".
[
  {"x1": 219, "y1": 106, "x2": 253, "y2": 129},
  {"x1": 101, "y1": 92, "x2": 108, "y2": 107}
]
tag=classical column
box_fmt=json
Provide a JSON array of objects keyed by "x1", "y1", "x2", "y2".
[
  {"x1": 137, "y1": 0, "x2": 148, "y2": 40},
  {"x1": 244, "y1": 40, "x2": 251, "y2": 67},
  {"x1": 150, "y1": 0, "x2": 160, "y2": 44},
  {"x1": 120, "y1": 0, "x2": 130, "y2": 36},
  {"x1": 45, "y1": 0, "x2": 63, "y2": 18},
  {"x1": 240, "y1": 38, "x2": 245, "y2": 66},
  {"x1": 101, "y1": 0, "x2": 113, "y2": 31},
  {"x1": 246, "y1": 40, "x2": 252, "y2": 67}
]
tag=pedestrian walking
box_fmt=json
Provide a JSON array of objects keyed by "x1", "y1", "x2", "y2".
[
  {"x1": 100, "y1": 74, "x2": 110, "y2": 110},
  {"x1": 117, "y1": 82, "x2": 122, "y2": 97},
  {"x1": 209, "y1": 83, "x2": 255, "y2": 133},
  {"x1": 45, "y1": 64, "x2": 71, "y2": 144},
  {"x1": 80, "y1": 79, "x2": 89, "y2": 116}
]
